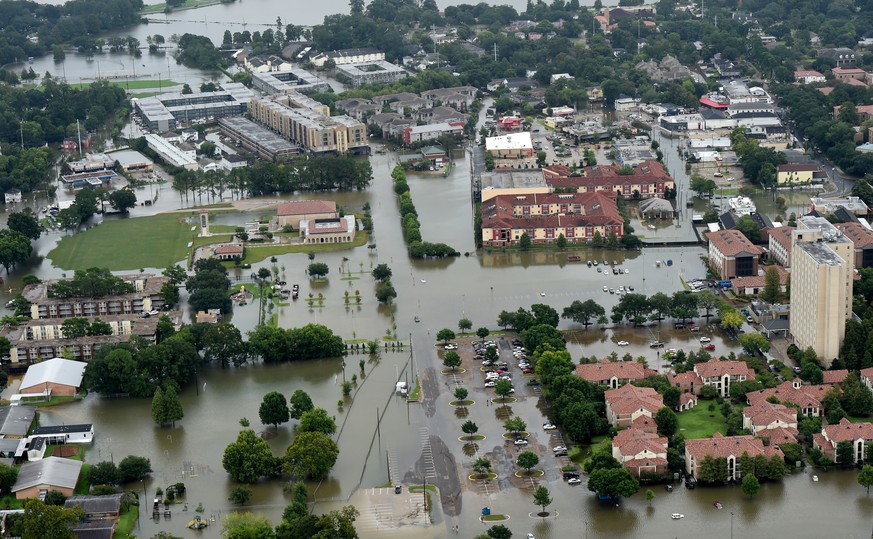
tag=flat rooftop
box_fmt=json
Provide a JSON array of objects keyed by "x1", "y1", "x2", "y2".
[
  {"x1": 218, "y1": 117, "x2": 297, "y2": 154},
  {"x1": 481, "y1": 169, "x2": 546, "y2": 189},
  {"x1": 797, "y1": 240, "x2": 847, "y2": 266}
]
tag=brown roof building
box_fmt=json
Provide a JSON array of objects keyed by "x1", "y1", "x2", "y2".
[
  {"x1": 706, "y1": 229, "x2": 764, "y2": 279},
  {"x1": 542, "y1": 161, "x2": 675, "y2": 199},
  {"x1": 813, "y1": 418, "x2": 873, "y2": 464},
  {"x1": 213, "y1": 243, "x2": 244, "y2": 261},
  {"x1": 746, "y1": 379, "x2": 835, "y2": 417},
  {"x1": 575, "y1": 360, "x2": 654, "y2": 389},
  {"x1": 685, "y1": 433, "x2": 783, "y2": 482},
  {"x1": 742, "y1": 401, "x2": 798, "y2": 439},
  {"x1": 276, "y1": 200, "x2": 338, "y2": 229},
  {"x1": 481, "y1": 192, "x2": 623, "y2": 247},
  {"x1": 604, "y1": 384, "x2": 664, "y2": 428},
  {"x1": 611, "y1": 428, "x2": 668, "y2": 478},
  {"x1": 835, "y1": 222, "x2": 873, "y2": 269},
  {"x1": 768, "y1": 226, "x2": 795, "y2": 267},
  {"x1": 822, "y1": 369, "x2": 850, "y2": 385},
  {"x1": 693, "y1": 359, "x2": 755, "y2": 398}
]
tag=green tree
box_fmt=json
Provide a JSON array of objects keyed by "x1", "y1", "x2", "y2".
[
  {"x1": 562, "y1": 299, "x2": 606, "y2": 327},
  {"x1": 742, "y1": 474, "x2": 760, "y2": 498},
  {"x1": 89, "y1": 461, "x2": 120, "y2": 486},
  {"x1": 486, "y1": 525, "x2": 512, "y2": 539},
  {"x1": 663, "y1": 387, "x2": 681, "y2": 409},
  {"x1": 458, "y1": 317, "x2": 473, "y2": 333},
  {"x1": 762, "y1": 267, "x2": 782, "y2": 303},
  {"x1": 837, "y1": 440, "x2": 855, "y2": 465},
  {"x1": 453, "y1": 387, "x2": 468, "y2": 401},
  {"x1": 284, "y1": 431, "x2": 339, "y2": 480},
  {"x1": 7, "y1": 211, "x2": 41, "y2": 240},
  {"x1": 375, "y1": 281, "x2": 397, "y2": 303},
  {"x1": 204, "y1": 323, "x2": 249, "y2": 368},
  {"x1": 697, "y1": 456, "x2": 728, "y2": 484},
  {"x1": 0, "y1": 230, "x2": 34, "y2": 274},
  {"x1": 372, "y1": 263, "x2": 392, "y2": 281},
  {"x1": 859, "y1": 464, "x2": 873, "y2": 494},
  {"x1": 443, "y1": 350, "x2": 462, "y2": 371},
  {"x1": 472, "y1": 457, "x2": 492, "y2": 477},
  {"x1": 22, "y1": 499, "x2": 84, "y2": 539},
  {"x1": 163, "y1": 386, "x2": 184, "y2": 427},
  {"x1": 587, "y1": 467, "x2": 640, "y2": 498},
  {"x1": 476, "y1": 327, "x2": 490, "y2": 341},
  {"x1": 533, "y1": 485, "x2": 552, "y2": 515},
  {"x1": 555, "y1": 233, "x2": 567, "y2": 250},
  {"x1": 298, "y1": 408, "x2": 337, "y2": 436},
  {"x1": 228, "y1": 486, "x2": 253, "y2": 505},
  {"x1": 494, "y1": 378, "x2": 513, "y2": 402},
  {"x1": 461, "y1": 420, "x2": 478, "y2": 440},
  {"x1": 735, "y1": 215, "x2": 761, "y2": 243},
  {"x1": 308, "y1": 262, "x2": 329, "y2": 278},
  {"x1": 739, "y1": 333, "x2": 771, "y2": 354},
  {"x1": 222, "y1": 429, "x2": 276, "y2": 483},
  {"x1": 118, "y1": 455, "x2": 152, "y2": 482},
  {"x1": 655, "y1": 407, "x2": 678, "y2": 436},
  {"x1": 108, "y1": 189, "x2": 137, "y2": 213},
  {"x1": 221, "y1": 512, "x2": 275, "y2": 539},
  {"x1": 289, "y1": 389, "x2": 313, "y2": 420},
  {"x1": 517, "y1": 451, "x2": 539, "y2": 475},
  {"x1": 646, "y1": 488, "x2": 655, "y2": 505},
  {"x1": 518, "y1": 232, "x2": 532, "y2": 251},
  {"x1": 503, "y1": 417, "x2": 527, "y2": 436},
  {"x1": 436, "y1": 328, "x2": 456, "y2": 344},
  {"x1": 259, "y1": 391, "x2": 290, "y2": 429},
  {"x1": 43, "y1": 490, "x2": 67, "y2": 506}
]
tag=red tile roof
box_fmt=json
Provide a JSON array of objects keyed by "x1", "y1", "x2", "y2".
[
  {"x1": 756, "y1": 426, "x2": 799, "y2": 446},
  {"x1": 686, "y1": 433, "x2": 783, "y2": 463},
  {"x1": 613, "y1": 428, "x2": 668, "y2": 459},
  {"x1": 822, "y1": 369, "x2": 849, "y2": 385},
  {"x1": 747, "y1": 380, "x2": 835, "y2": 411},
  {"x1": 482, "y1": 191, "x2": 623, "y2": 234},
  {"x1": 576, "y1": 360, "x2": 650, "y2": 384},
  {"x1": 820, "y1": 418, "x2": 873, "y2": 444},
  {"x1": 668, "y1": 372, "x2": 700, "y2": 386},
  {"x1": 277, "y1": 200, "x2": 337, "y2": 216},
  {"x1": 835, "y1": 223, "x2": 873, "y2": 249},
  {"x1": 541, "y1": 161, "x2": 675, "y2": 193},
  {"x1": 214, "y1": 244, "x2": 244, "y2": 255},
  {"x1": 730, "y1": 266, "x2": 788, "y2": 290},
  {"x1": 694, "y1": 359, "x2": 755, "y2": 381},
  {"x1": 605, "y1": 384, "x2": 664, "y2": 415},
  {"x1": 768, "y1": 226, "x2": 795, "y2": 251},
  {"x1": 861, "y1": 367, "x2": 873, "y2": 384},
  {"x1": 743, "y1": 401, "x2": 797, "y2": 429},
  {"x1": 679, "y1": 393, "x2": 697, "y2": 406},
  {"x1": 706, "y1": 229, "x2": 764, "y2": 257}
]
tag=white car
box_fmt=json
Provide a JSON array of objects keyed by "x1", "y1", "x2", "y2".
[
  {"x1": 617, "y1": 341, "x2": 629, "y2": 346},
  {"x1": 484, "y1": 381, "x2": 496, "y2": 388},
  {"x1": 514, "y1": 439, "x2": 528, "y2": 446},
  {"x1": 553, "y1": 445, "x2": 568, "y2": 453},
  {"x1": 543, "y1": 423, "x2": 557, "y2": 430},
  {"x1": 603, "y1": 286, "x2": 608, "y2": 292},
  {"x1": 699, "y1": 337, "x2": 711, "y2": 343},
  {"x1": 567, "y1": 477, "x2": 582, "y2": 485}
]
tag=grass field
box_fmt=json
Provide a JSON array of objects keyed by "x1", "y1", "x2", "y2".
[
  {"x1": 677, "y1": 402, "x2": 727, "y2": 439},
  {"x1": 114, "y1": 506, "x2": 139, "y2": 539},
  {"x1": 49, "y1": 213, "x2": 200, "y2": 270},
  {"x1": 140, "y1": 0, "x2": 223, "y2": 14},
  {"x1": 69, "y1": 79, "x2": 181, "y2": 91},
  {"x1": 233, "y1": 231, "x2": 370, "y2": 266}
]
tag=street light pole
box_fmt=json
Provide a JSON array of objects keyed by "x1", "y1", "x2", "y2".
[{"x1": 730, "y1": 511, "x2": 734, "y2": 539}]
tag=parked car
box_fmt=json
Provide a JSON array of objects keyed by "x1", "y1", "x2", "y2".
[
  {"x1": 514, "y1": 439, "x2": 528, "y2": 446},
  {"x1": 649, "y1": 341, "x2": 664, "y2": 348},
  {"x1": 689, "y1": 326, "x2": 701, "y2": 332},
  {"x1": 617, "y1": 340, "x2": 629, "y2": 346},
  {"x1": 704, "y1": 344, "x2": 716, "y2": 351},
  {"x1": 484, "y1": 381, "x2": 496, "y2": 388},
  {"x1": 553, "y1": 445, "x2": 568, "y2": 453},
  {"x1": 699, "y1": 337, "x2": 711, "y2": 343},
  {"x1": 563, "y1": 471, "x2": 580, "y2": 479},
  {"x1": 543, "y1": 423, "x2": 557, "y2": 430},
  {"x1": 554, "y1": 450, "x2": 568, "y2": 457},
  {"x1": 568, "y1": 477, "x2": 582, "y2": 485}
]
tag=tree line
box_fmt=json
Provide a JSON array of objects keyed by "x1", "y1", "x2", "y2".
[{"x1": 391, "y1": 165, "x2": 458, "y2": 259}]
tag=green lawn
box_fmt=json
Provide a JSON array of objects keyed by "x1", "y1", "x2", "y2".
[
  {"x1": 233, "y1": 231, "x2": 370, "y2": 266},
  {"x1": 49, "y1": 213, "x2": 203, "y2": 270},
  {"x1": 573, "y1": 435, "x2": 609, "y2": 465},
  {"x1": 68, "y1": 79, "x2": 181, "y2": 91},
  {"x1": 140, "y1": 0, "x2": 222, "y2": 14},
  {"x1": 677, "y1": 402, "x2": 727, "y2": 439},
  {"x1": 75, "y1": 464, "x2": 92, "y2": 495},
  {"x1": 114, "y1": 506, "x2": 139, "y2": 539}
]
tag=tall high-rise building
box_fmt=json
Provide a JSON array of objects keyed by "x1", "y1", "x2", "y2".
[{"x1": 789, "y1": 216, "x2": 854, "y2": 366}]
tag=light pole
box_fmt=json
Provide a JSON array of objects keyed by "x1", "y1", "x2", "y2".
[{"x1": 730, "y1": 511, "x2": 734, "y2": 539}]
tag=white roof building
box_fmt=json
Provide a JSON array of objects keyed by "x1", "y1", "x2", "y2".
[
  {"x1": 485, "y1": 132, "x2": 533, "y2": 153},
  {"x1": 20, "y1": 358, "x2": 86, "y2": 395}
]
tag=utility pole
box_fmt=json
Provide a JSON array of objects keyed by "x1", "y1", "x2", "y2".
[{"x1": 493, "y1": 43, "x2": 497, "y2": 62}]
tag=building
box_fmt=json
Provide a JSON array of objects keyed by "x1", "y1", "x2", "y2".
[
  {"x1": 575, "y1": 359, "x2": 653, "y2": 388},
  {"x1": 747, "y1": 379, "x2": 834, "y2": 417},
  {"x1": 133, "y1": 84, "x2": 254, "y2": 132},
  {"x1": 485, "y1": 132, "x2": 534, "y2": 159},
  {"x1": 543, "y1": 161, "x2": 675, "y2": 200},
  {"x1": 810, "y1": 196, "x2": 869, "y2": 216},
  {"x1": 144, "y1": 134, "x2": 198, "y2": 170},
  {"x1": 299, "y1": 215, "x2": 357, "y2": 245},
  {"x1": 833, "y1": 67, "x2": 867, "y2": 82},
  {"x1": 685, "y1": 433, "x2": 783, "y2": 482},
  {"x1": 31, "y1": 424, "x2": 94, "y2": 444},
  {"x1": 334, "y1": 98, "x2": 379, "y2": 121},
  {"x1": 768, "y1": 226, "x2": 795, "y2": 267},
  {"x1": 23, "y1": 274, "x2": 168, "y2": 321},
  {"x1": 794, "y1": 70, "x2": 826, "y2": 84},
  {"x1": 4, "y1": 189, "x2": 21, "y2": 204},
  {"x1": 19, "y1": 358, "x2": 86, "y2": 397},
  {"x1": 614, "y1": 138, "x2": 657, "y2": 167},
  {"x1": 0, "y1": 406, "x2": 36, "y2": 439},
  {"x1": 402, "y1": 122, "x2": 464, "y2": 145},
  {"x1": 311, "y1": 47, "x2": 385, "y2": 67},
  {"x1": 61, "y1": 169, "x2": 119, "y2": 191},
  {"x1": 790, "y1": 216, "x2": 854, "y2": 365},
  {"x1": 276, "y1": 200, "x2": 338, "y2": 229},
  {"x1": 13, "y1": 456, "x2": 82, "y2": 499},
  {"x1": 611, "y1": 428, "x2": 668, "y2": 478},
  {"x1": 65, "y1": 494, "x2": 123, "y2": 519},
  {"x1": 776, "y1": 163, "x2": 826, "y2": 185},
  {"x1": 693, "y1": 359, "x2": 755, "y2": 398},
  {"x1": 835, "y1": 222, "x2": 873, "y2": 268},
  {"x1": 218, "y1": 117, "x2": 298, "y2": 162},
  {"x1": 212, "y1": 244, "x2": 244, "y2": 261},
  {"x1": 706, "y1": 229, "x2": 764, "y2": 279},
  {"x1": 604, "y1": 384, "x2": 664, "y2": 428},
  {"x1": 221, "y1": 153, "x2": 249, "y2": 171},
  {"x1": 250, "y1": 70, "x2": 330, "y2": 95},
  {"x1": 730, "y1": 267, "x2": 788, "y2": 296},
  {"x1": 248, "y1": 94, "x2": 369, "y2": 155},
  {"x1": 335, "y1": 61, "x2": 408, "y2": 88},
  {"x1": 817, "y1": 47, "x2": 857, "y2": 66},
  {"x1": 481, "y1": 192, "x2": 623, "y2": 247},
  {"x1": 614, "y1": 97, "x2": 641, "y2": 111},
  {"x1": 742, "y1": 401, "x2": 798, "y2": 440},
  {"x1": 107, "y1": 149, "x2": 153, "y2": 173},
  {"x1": 813, "y1": 418, "x2": 873, "y2": 464}
]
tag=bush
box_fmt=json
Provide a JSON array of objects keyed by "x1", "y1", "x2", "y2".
[
  {"x1": 228, "y1": 485, "x2": 252, "y2": 505},
  {"x1": 118, "y1": 455, "x2": 153, "y2": 482}
]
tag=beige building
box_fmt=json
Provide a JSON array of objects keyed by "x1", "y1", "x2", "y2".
[
  {"x1": 13, "y1": 457, "x2": 82, "y2": 500},
  {"x1": 776, "y1": 163, "x2": 825, "y2": 185},
  {"x1": 19, "y1": 358, "x2": 86, "y2": 397},
  {"x1": 484, "y1": 132, "x2": 534, "y2": 159},
  {"x1": 790, "y1": 216, "x2": 854, "y2": 365},
  {"x1": 768, "y1": 226, "x2": 795, "y2": 267},
  {"x1": 705, "y1": 229, "x2": 763, "y2": 279},
  {"x1": 299, "y1": 215, "x2": 357, "y2": 245},
  {"x1": 276, "y1": 200, "x2": 338, "y2": 229}
]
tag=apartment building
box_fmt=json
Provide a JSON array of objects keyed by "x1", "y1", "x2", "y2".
[
  {"x1": 705, "y1": 229, "x2": 764, "y2": 279},
  {"x1": 790, "y1": 216, "x2": 854, "y2": 365}
]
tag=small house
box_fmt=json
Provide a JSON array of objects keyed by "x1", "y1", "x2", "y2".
[
  {"x1": 4, "y1": 189, "x2": 21, "y2": 204},
  {"x1": 19, "y1": 357, "x2": 86, "y2": 397},
  {"x1": 12, "y1": 456, "x2": 83, "y2": 499}
]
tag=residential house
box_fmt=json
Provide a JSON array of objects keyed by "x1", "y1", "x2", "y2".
[
  {"x1": 746, "y1": 379, "x2": 834, "y2": 417},
  {"x1": 481, "y1": 192, "x2": 624, "y2": 247},
  {"x1": 706, "y1": 229, "x2": 764, "y2": 279},
  {"x1": 861, "y1": 367, "x2": 873, "y2": 393},
  {"x1": 668, "y1": 371, "x2": 700, "y2": 396},
  {"x1": 614, "y1": 96, "x2": 641, "y2": 111},
  {"x1": 31, "y1": 424, "x2": 94, "y2": 444},
  {"x1": 813, "y1": 418, "x2": 873, "y2": 464},
  {"x1": 832, "y1": 67, "x2": 867, "y2": 82},
  {"x1": 298, "y1": 216, "x2": 357, "y2": 245},
  {"x1": 604, "y1": 384, "x2": 664, "y2": 428},
  {"x1": 685, "y1": 433, "x2": 783, "y2": 482},
  {"x1": 835, "y1": 222, "x2": 873, "y2": 269},
  {"x1": 4, "y1": 189, "x2": 21, "y2": 204},
  {"x1": 71, "y1": 520, "x2": 116, "y2": 539},
  {"x1": 794, "y1": 70, "x2": 826, "y2": 84},
  {"x1": 486, "y1": 77, "x2": 533, "y2": 93},
  {"x1": 678, "y1": 393, "x2": 698, "y2": 412},
  {"x1": 212, "y1": 244, "x2": 244, "y2": 261},
  {"x1": 334, "y1": 98, "x2": 379, "y2": 121},
  {"x1": 817, "y1": 47, "x2": 857, "y2": 67},
  {"x1": 611, "y1": 428, "x2": 669, "y2": 478},
  {"x1": 402, "y1": 122, "x2": 464, "y2": 146},
  {"x1": 575, "y1": 359, "x2": 653, "y2": 389},
  {"x1": 0, "y1": 406, "x2": 36, "y2": 439},
  {"x1": 768, "y1": 226, "x2": 796, "y2": 267},
  {"x1": 823, "y1": 369, "x2": 850, "y2": 385},
  {"x1": 13, "y1": 456, "x2": 83, "y2": 499},
  {"x1": 276, "y1": 200, "x2": 338, "y2": 229},
  {"x1": 693, "y1": 358, "x2": 755, "y2": 398},
  {"x1": 311, "y1": 47, "x2": 385, "y2": 67},
  {"x1": 65, "y1": 494, "x2": 123, "y2": 520},
  {"x1": 414, "y1": 106, "x2": 467, "y2": 125},
  {"x1": 730, "y1": 266, "x2": 788, "y2": 297},
  {"x1": 19, "y1": 358, "x2": 86, "y2": 397},
  {"x1": 810, "y1": 196, "x2": 869, "y2": 216},
  {"x1": 776, "y1": 163, "x2": 827, "y2": 185},
  {"x1": 742, "y1": 401, "x2": 798, "y2": 442}
]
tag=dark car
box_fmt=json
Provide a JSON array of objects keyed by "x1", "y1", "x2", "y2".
[{"x1": 563, "y1": 471, "x2": 580, "y2": 479}]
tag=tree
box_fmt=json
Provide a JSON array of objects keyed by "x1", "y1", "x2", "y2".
[
  {"x1": 259, "y1": 391, "x2": 290, "y2": 429},
  {"x1": 299, "y1": 408, "x2": 337, "y2": 435},
  {"x1": 739, "y1": 333, "x2": 771, "y2": 354},
  {"x1": 108, "y1": 189, "x2": 137, "y2": 213},
  {"x1": 453, "y1": 387, "x2": 468, "y2": 401},
  {"x1": 228, "y1": 486, "x2": 253, "y2": 505},
  {"x1": 486, "y1": 525, "x2": 513, "y2": 539},
  {"x1": 284, "y1": 431, "x2": 339, "y2": 480},
  {"x1": 118, "y1": 455, "x2": 153, "y2": 482},
  {"x1": 518, "y1": 232, "x2": 532, "y2": 251},
  {"x1": 663, "y1": 387, "x2": 681, "y2": 409},
  {"x1": 461, "y1": 420, "x2": 478, "y2": 440},
  {"x1": 308, "y1": 262, "x2": 329, "y2": 278},
  {"x1": 555, "y1": 233, "x2": 567, "y2": 250},
  {"x1": 646, "y1": 488, "x2": 655, "y2": 505},
  {"x1": 222, "y1": 429, "x2": 276, "y2": 483},
  {"x1": 504, "y1": 417, "x2": 527, "y2": 436},
  {"x1": 562, "y1": 299, "x2": 605, "y2": 327},
  {"x1": 837, "y1": 440, "x2": 855, "y2": 466},
  {"x1": 533, "y1": 485, "x2": 552, "y2": 515},
  {"x1": 697, "y1": 456, "x2": 728, "y2": 484},
  {"x1": 587, "y1": 467, "x2": 640, "y2": 499},
  {"x1": 162, "y1": 386, "x2": 184, "y2": 427},
  {"x1": 375, "y1": 281, "x2": 397, "y2": 303},
  {"x1": 436, "y1": 328, "x2": 456, "y2": 344},
  {"x1": 735, "y1": 215, "x2": 761, "y2": 244},
  {"x1": 476, "y1": 327, "x2": 490, "y2": 341},
  {"x1": 43, "y1": 490, "x2": 67, "y2": 506},
  {"x1": 90, "y1": 461, "x2": 120, "y2": 486},
  {"x1": 221, "y1": 512, "x2": 275, "y2": 539},
  {"x1": 655, "y1": 407, "x2": 678, "y2": 436},
  {"x1": 443, "y1": 350, "x2": 461, "y2": 371},
  {"x1": 0, "y1": 230, "x2": 32, "y2": 274},
  {"x1": 762, "y1": 267, "x2": 782, "y2": 303},
  {"x1": 151, "y1": 387, "x2": 168, "y2": 427},
  {"x1": 7, "y1": 211, "x2": 41, "y2": 240},
  {"x1": 372, "y1": 263, "x2": 392, "y2": 282},
  {"x1": 859, "y1": 464, "x2": 873, "y2": 494},
  {"x1": 203, "y1": 323, "x2": 249, "y2": 368},
  {"x1": 22, "y1": 499, "x2": 84, "y2": 539},
  {"x1": 458, "y1": 317, "x2": 473, "y2": 333},
  {"x1": 742, "y1": 474, "x2": 761, "y2": 498},
  {"x1": 289, "y1": 389, "x2": 314, "y2": 419},
  {"x1": 494, "y1": 378, "x2": 513, "y2": 402},
  {"x1": 517, "y1": 451, "x2": 539, "y2": 475}
]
